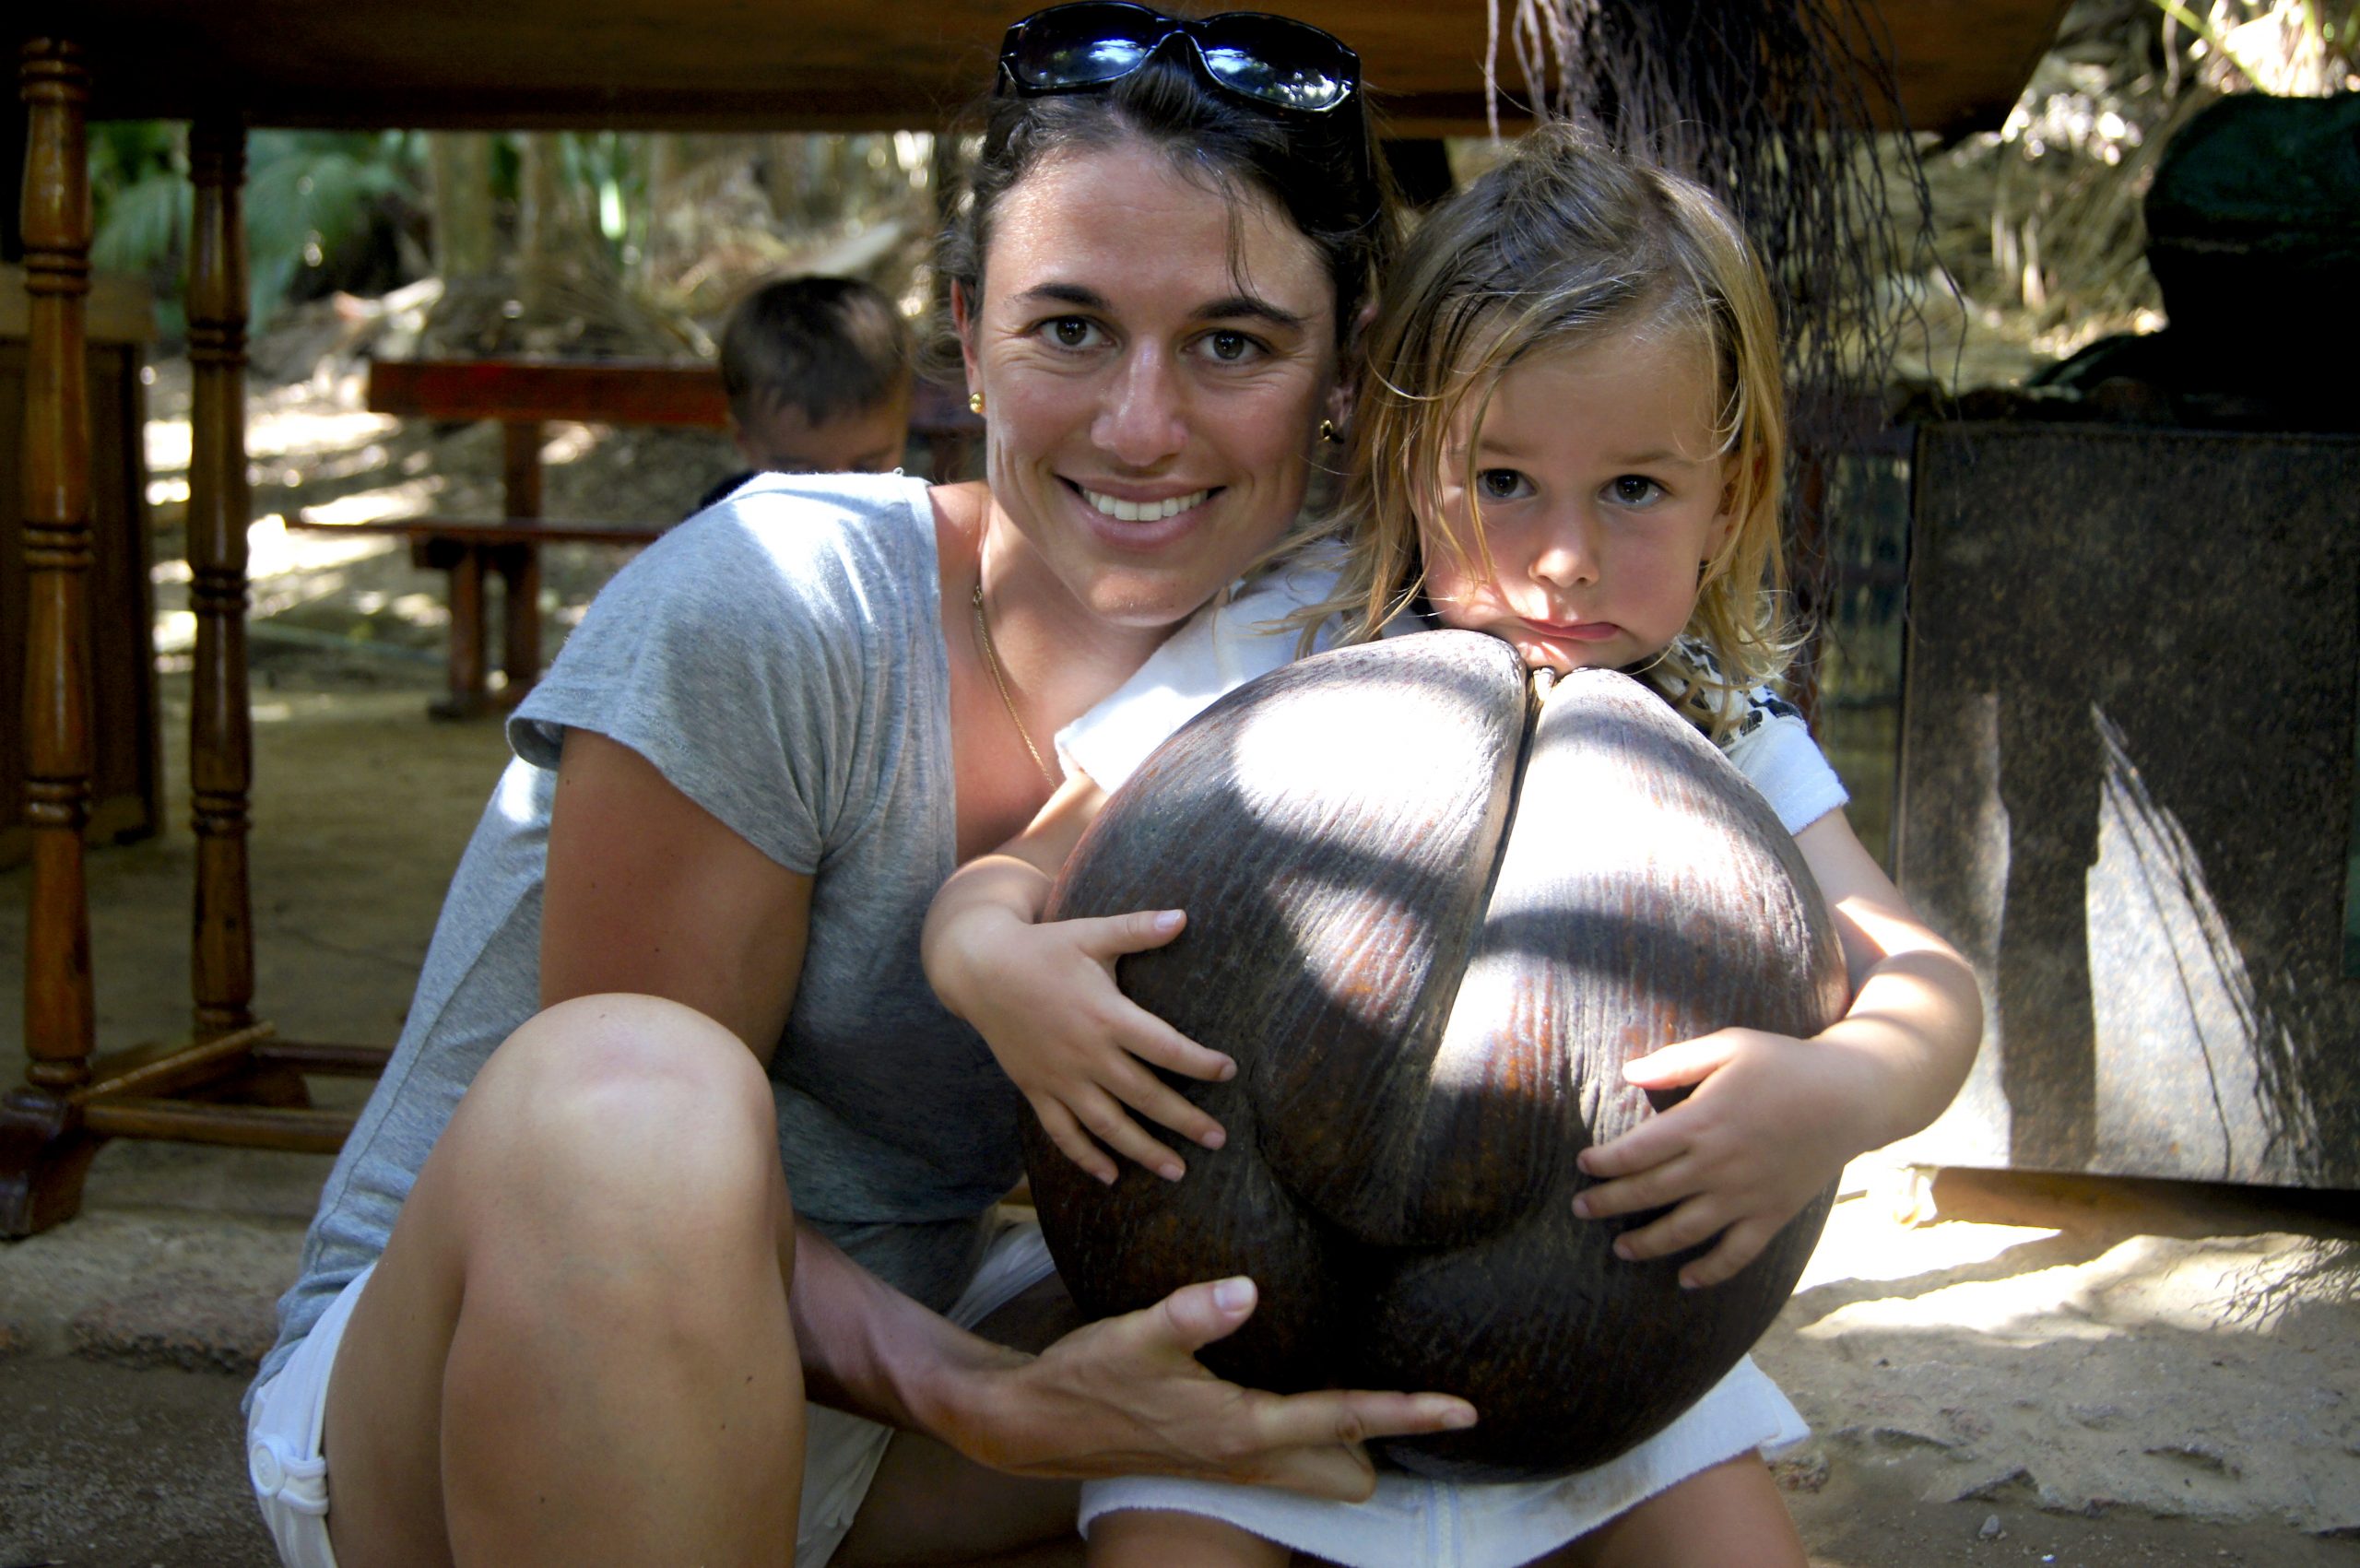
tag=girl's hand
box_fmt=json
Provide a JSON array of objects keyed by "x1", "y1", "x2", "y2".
[
  {"x1": 1571, "y1": 1026, "x2": 1872, "y2": 1289},
  {"x1": 945, "y1": 905, "x2": 1235, "y2": 1185}
]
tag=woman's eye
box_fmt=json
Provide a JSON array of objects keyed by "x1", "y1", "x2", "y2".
[
  {"x1": 1609, "y1": 475, "x2": 1664, "y2": 506},
  {"x1": 1477, "y1": 469, "x2": 1531, "y2": 501},
  {"x1": 1044, "y1": 317, "x2": 1101, "y2": 349},
  {"x1": 1202, "y1": 329, "x2": 1260, "y2": 363}
]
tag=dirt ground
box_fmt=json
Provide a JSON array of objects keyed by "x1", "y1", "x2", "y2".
[{"x1": 3, "y1": 350, "x2": 2357, "y2": 1564}]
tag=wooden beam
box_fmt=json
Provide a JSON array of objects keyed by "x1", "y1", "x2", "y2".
[
  {"x1": 367, "y1": 357, "x2": 731, "y2": 429},
  {"x1": 81, "y1": 1097, "x2": 356, "y2": 1154},
  {"x1": 49, "y1": 1, "x2": 2071, "y2": 136}
]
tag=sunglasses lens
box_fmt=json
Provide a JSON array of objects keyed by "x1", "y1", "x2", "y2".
[
  {"x1": 1006, "y1": 3, "x2": 1163, "y2": 88},
  {"x1": 1197, "y1": 14, "x2": 1358, "y2": 112},
  {"x1": 1009, "y1": 34, "x2": 1150, "y2": 88},
  {"x1": 1199, "y1": 43, "x2": 1351, "y2": 112}
]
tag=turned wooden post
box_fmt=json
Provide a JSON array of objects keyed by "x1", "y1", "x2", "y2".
[
  {"x1": 18, "y1": 37, "x2": 95, "y2": 1092},
  {"x1": 186, "y1": 118, "x2": 256, "y2": 1038}
]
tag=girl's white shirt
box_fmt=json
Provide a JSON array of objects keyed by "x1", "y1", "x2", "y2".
[{"x1": 1055, "y1": 556, "x2": 1848, "y2": 837}]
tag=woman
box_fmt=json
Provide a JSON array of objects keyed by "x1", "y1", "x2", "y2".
[{"x1": 240, "y1": 6, "x2": 1476, "y2": 1567}]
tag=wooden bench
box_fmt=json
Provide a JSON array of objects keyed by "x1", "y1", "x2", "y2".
[{"x1": 289, "y1": 358, "x2": 980, "y2": 717}]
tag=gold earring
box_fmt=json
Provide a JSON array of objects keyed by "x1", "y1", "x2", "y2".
[
  {"x1": 968, "y1": 391, "x2": 986, "y2": 416},
  {"x1": 1319, "y1": 419, "x2": 1342, "y2": 444}
]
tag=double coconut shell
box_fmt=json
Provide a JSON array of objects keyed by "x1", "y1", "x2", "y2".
[{"x1": 1026, "y1": 631, "x2": 1849, "y2": 1480}]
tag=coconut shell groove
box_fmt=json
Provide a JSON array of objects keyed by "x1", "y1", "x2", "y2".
[{"x1": 1029, "y1": 631, "x2": 1850, "y2": 1480}]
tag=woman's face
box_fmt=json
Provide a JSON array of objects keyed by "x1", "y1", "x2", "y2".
[{"x1": 961, "y1": 138, "x2": 1339, "y2": 633}]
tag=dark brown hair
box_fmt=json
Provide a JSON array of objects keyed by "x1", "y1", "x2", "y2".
[
  {"x1": 721, "y1": 274, "x2": 914, "y2": 427},
  {"x1": 926, "y1": 16, "x2": 1398, "y2": 382}
]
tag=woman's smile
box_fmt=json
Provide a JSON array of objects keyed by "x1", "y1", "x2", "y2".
[
  {"x1": 962, "y1": 139, "x2": 1339, "y2": 635},
  {"x1": 1071, "y1": 480, "x2": 1219, "y2": 525}
]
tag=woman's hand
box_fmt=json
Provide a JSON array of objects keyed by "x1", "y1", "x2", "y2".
[
  {"x1": 1572, "y1": 1027, "x2": 1870, "y2": 1288},
  {"x1": 935, "y1": 902, "x2": 1234, "y2": 1184},
  {"x1": 952, "y1": 1276, "x2": 1478, "y2": 1499}
]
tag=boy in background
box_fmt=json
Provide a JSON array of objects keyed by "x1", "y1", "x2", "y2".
[{"x1": 694, "y1": 274, "x2": 914, "y2": 513}]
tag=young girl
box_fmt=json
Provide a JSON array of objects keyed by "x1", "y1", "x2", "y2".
[{"x1": 924, "y1": 121, "x2": 1981, "y2": 1566}]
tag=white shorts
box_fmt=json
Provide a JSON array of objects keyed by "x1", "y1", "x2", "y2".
[
  {"x1": 245, "y1": 1217, "x2": 1057, "y2": 1568},
  {"x1": 1079, "y1": 1355, "x2": 1807, "y2": 1568}
]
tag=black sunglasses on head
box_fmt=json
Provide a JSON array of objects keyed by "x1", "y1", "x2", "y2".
[{"x1": 998, "y1": 2, "x2": 1362, "y2": 116}]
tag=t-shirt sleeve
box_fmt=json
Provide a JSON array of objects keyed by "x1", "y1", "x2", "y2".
[
  {"x1": 508, "y1": 486, "x2": 920, "y2": 876},
  {"x1": 1724, "y1": 710, "x2": 1849, "y2": 837},
  {"x1": 1056, "y1": 559, "x2": 1338, "y2": 791}
]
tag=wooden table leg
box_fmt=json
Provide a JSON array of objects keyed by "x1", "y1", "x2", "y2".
[
  {"x1": 3, "y1": 35, "x2": 101, "y2": 1237},
  {"x1": 497, "y1": 419, "x2": 544, "y2": 704},
  {"x1": 431, "y1": 543, "x2": 491, "y2": 719},
  {"x1": 186, "y1": 116, "x2": 260, "y2": 1043}
]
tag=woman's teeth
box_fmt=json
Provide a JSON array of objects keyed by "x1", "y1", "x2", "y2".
[{"x1": 1081, "y1": 488, "x2": 1210, "y2": 522}]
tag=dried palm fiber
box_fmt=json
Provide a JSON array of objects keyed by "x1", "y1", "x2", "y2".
[{"x1": 1489, "y1": 0, "x2": 1941, "y2": 709}]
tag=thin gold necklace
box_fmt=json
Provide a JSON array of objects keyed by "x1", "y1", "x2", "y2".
[{"x1": 971, "y1": 578, "x2": 1058, "y2": 789}]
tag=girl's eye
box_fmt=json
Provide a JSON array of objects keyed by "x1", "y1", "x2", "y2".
[
  {"x1": 1477, "y1": 468, "x2": 1532, "y2": 502},
  {"x1": 1608, "y1": 475, "x2": 1665, "y2": 507},
  {"x1": 1044, "y1": 317, "x2": 1102, "y2": 349}
]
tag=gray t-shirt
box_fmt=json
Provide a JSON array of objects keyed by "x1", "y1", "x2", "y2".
[{"x1": 254, "y1": 472, "x2": 1021, "y2": 1397}]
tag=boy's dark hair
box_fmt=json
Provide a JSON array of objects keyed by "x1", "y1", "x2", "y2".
[{"x1": 720, "y1": 275, "x2": 914, "y2": 428}]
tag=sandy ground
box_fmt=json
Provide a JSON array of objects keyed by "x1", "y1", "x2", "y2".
[{"x1": 4, "y1": 361, "x2": 2358, "y2": 1564}]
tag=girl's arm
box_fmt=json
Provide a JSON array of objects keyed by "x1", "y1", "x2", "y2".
[
  {"x1": 1570, "y1": 808, "x2": 1983, "y2": 1288},
  {"x1": 545, "y1": 731, "x2": 1473, "y2": 1493},
  {"x1": 922, "y1": 772, "x2": 1235, "y2": 1185}
]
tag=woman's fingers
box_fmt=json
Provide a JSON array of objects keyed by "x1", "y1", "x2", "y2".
[
  {"x1": 994, "y1": 1279, "x2": 1476, "y2": 1499},
  {"x1": 1082, "y1": 907, "x2": 1188, "y2": 957},
  {"x1": 1139, "y1": 1280, "x2": 1477, "y2": 1498}
]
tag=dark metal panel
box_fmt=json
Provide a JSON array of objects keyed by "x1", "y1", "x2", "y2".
[{"x1": 1893, "y1": 422, "x2": 2360, "y2": 1188}]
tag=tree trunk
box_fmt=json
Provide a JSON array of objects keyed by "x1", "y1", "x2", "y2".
[{"x1": 426, "y1": 131, "x2": 498, "y2": 281}]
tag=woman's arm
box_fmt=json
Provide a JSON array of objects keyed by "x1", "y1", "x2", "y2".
[
  {"x1": 540, "y1": 728, "x2": 1472, "y2": 1494},
  {"x1": 789, "y1": 1218, "x2": 1475, "y2": 1499},
  {"x1": 1572, "y1": 809, "x2": 1983, "y2": 1286},
  {"x1": 541, "y1": 728, "x2": 810, "y2": 1055},
  {"x1": 924, "y1": 772, "x2": 1234, "y2": 1182}
]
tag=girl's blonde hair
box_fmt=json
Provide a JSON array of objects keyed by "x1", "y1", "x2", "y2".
[{"x1": 1307, "y1": 121, "x2": 1793, "y2": 740}]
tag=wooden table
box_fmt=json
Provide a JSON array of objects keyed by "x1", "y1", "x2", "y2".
[{"x1": 5, "y1": 0, "x2": 2072, "y2": 1234}]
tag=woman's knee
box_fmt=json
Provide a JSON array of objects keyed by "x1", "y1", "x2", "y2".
[{"x1": 439, "y1": 993, "x2": 789, "y2": 1248}]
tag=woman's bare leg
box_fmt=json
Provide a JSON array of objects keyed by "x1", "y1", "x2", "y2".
[
  {"x1": 836, "y1": 1272, "x2": 1084, "y2": 1566},
  {"x1": 1545, "y1": 1453, "x2": 1807, "y2": 1568},
  {"x1": 321, "y1": 995, "x2": 806, "y2": 1568}
]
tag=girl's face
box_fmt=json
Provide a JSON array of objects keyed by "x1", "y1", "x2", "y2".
[
  {"x1": 1419, "y1": 325, "x2": 1734, "y2": 677},
  {"x1": 960, "y1": 138, "x2": 1340, "y2": 634}
]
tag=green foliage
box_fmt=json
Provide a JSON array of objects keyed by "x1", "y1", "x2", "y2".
[
  {"x1": 88, "y1": 123, "x2": 421, "y2": 333},
  {"x1": 243, "y1": 130, "x2": 421, "y2": 323}
]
